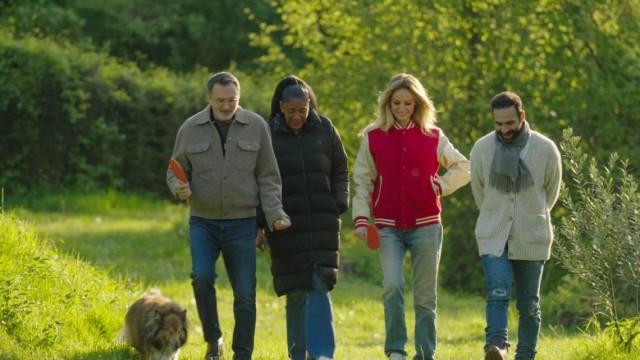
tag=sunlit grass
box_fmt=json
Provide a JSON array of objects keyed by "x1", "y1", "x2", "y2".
[
  {"x1": 0, "y1": 212, "x2": 137, "y2": 359},
  {"x1": 2, "y1": 192, "x2": 637, "y2": 359}
]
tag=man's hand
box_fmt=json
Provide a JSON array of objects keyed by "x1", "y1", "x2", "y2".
[
  {"x1": 353, "y1": 226, "x2": 367, "y2": 243},
  {"x1": 175, "y1": 180, "x2": 192, "y2": 200},
  {"x1": 256, "y1": 228, "x2": 267, "y2": 251},
  {"x1": 272, "y1": 216, "x2": 291, "y2": 231}
]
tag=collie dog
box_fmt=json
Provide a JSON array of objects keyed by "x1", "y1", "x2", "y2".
[{"x1": 120, "y1": 291, "x2": 188, "y2": 360}]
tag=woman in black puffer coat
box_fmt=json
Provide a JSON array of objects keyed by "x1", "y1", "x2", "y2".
[{"x1": 258, "y1": 75, "x2": 348, "y2": 360}]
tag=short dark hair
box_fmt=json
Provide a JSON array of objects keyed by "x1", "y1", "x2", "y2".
[
  {"x1": 207, "y1": 72, "x2": 240, "y2": 92},
  {"x1": 490, "y1": 91, "x2": 523, "y2": 114},
  {"x1": 268, "y1": 75, "x2": 317, "y2": 121}
]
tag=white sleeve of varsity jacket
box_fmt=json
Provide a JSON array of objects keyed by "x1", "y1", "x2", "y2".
[
  {"x1": 437, "y1": 130, "x2": 470, "y2": 197},
  {"x1": 352, "y1": 131, "x2": 378, "y2": 226}
]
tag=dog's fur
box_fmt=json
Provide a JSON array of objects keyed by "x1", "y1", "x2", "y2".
[{"x1": 120, "y1": 291, "x2": 188, "y2": 360}]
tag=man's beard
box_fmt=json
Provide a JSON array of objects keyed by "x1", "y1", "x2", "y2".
[{"x1": 497, "y1": 123, "x2": 524, "y2": 143}]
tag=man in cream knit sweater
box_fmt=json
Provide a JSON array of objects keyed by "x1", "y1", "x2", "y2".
[{"x1": 470, "y1": 91, "x2": 562, "y2": 360}]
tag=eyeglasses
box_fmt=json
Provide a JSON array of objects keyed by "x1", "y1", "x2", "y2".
[{"x1": 213, "y1": 98, "x2": 239, "y2": 106}]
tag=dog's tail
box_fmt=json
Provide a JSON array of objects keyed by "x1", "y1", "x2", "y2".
[
  {"x1": 147, "y1": 287, "x2": 162, "y2": 296},
  {"x1": 115, "y1": 324, "x2": 131, "y2": 345}
]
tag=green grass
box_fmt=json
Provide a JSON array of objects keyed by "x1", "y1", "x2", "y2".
[
  {"x1": 2, "y1": 191, "x2": 638, "y2": 359},
  {"x1": 0, "y1": 212, "x2": 136, "y2": 359}
]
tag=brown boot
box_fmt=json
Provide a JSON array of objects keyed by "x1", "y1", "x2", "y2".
[
  {"x1": 484, "y1": 344, "x2": 507, "y2": 360},
  {"x1": 484, "y1": 340, "x2": 510, "y2": 360}
]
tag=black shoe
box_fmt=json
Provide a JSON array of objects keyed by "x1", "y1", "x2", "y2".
[{"x1": 204, "y1": 338, "x2": 224, "y2": 360}]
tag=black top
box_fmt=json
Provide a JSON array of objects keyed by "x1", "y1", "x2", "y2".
[
  {"x1": 261, "y1": 110, "x2": 349, "y2": 295},
  {"x1": 209, "y1": 108, "x2": 232, "y2": 155}
]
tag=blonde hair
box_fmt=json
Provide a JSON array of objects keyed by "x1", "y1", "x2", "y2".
[{"x1": 372, "y1": 73, "x2": 437, "y2": 133}]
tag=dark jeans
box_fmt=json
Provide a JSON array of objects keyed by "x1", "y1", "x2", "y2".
[
  {"x1": 189, "y1": 216, "x2": 257, "y2": 360},
  {"x1": 482, "y1": 247, "x2": 545, "y2": 360}
]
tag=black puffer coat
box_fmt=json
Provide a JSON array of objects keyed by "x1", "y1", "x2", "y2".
[{"x1": 264, "y1": 110, "x2": 349, "y2": 296}]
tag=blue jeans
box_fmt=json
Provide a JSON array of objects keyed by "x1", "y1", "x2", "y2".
[
  {"x1": 286, "y1": 273, "x2": 335, "y2": 360},
  {"x1": 379, "y1": 224, "x2": 442, "y2": 360},
  {"x1": 189, "y1": 216, "x2": 257, "y2": 360},
  {"x1": 482, "y1": 248, "x2": 545, "y2": 360}
]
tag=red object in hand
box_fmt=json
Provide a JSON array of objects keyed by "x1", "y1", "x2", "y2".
[
  {"x1": 169, "y1": 159, "x2": 188, "y2": 183},
  {"x1": 367, "y1": 224, "x2": 380, "y2": 250}
]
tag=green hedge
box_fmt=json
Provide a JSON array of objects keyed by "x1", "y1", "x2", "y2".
[{"x1": 0, "y1": 32, "x2": 207, "y2": 195}]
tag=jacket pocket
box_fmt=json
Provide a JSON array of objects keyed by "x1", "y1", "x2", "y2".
[
  {"x1": 525, "y1": 213, "x2": 552, "y2": 244},
  {"x1": 186, "y1": 141, "x2": 213, "y2": 172},
  {"x1": 475, "y1": 210, "x2": 500, "y2": 240},
  {"x1": 430, "y1": 176, "x2": 441, "y2": 197},
  {"x1": 234, "y1": 140, "x2": 259, "y2": 172},
  {"x1": 373, "y1": 176, "x2": 383, "y2": 208}
]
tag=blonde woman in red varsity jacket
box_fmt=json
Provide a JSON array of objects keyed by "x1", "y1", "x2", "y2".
[{"x1": 352, "y1": 73, "x2": 470, "y2": 360}]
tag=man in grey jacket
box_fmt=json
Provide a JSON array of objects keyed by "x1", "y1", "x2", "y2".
[
  {"x1": 167, "y1": 72, "x2": 290, "y2": 360},
  {"x1": 470, "y1": 91, "x2": 561, "y2": 360}
]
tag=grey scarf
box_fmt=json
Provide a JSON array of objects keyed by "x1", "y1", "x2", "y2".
[{"x1": 489, "y1": 121, "x2": 533, "y2": 193}]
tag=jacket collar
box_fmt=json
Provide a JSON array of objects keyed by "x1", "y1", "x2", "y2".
[
  {"x1": 393, "y1": 120, "x2": 416, "y2": 130},
  {"x1": 194, "y1": 105, "x2": 250, "y2": 125},
  {"x1": 272, "y1": 109, "x2": 322, "y2": 134}
]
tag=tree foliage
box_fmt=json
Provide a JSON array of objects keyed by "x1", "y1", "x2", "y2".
[
  {"x1": 250, "y1": 0, "x2": 640, "y2": 291},
  {"x1": 0, "y1": 0, "x2": 279, "y2": 72},
  {"x1": 252, "y1": 0, "x2": 640, "y2": 161},
  {"x1": 1, "y1": 0, "x2": 639, "y2": 297}
]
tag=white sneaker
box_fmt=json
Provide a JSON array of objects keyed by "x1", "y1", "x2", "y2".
[
  {"x1": 389, "y1": 353, "x2": 406, "y2": 360},
  {"x1": 317, "y1": 357, "x2": 333, "y2": 360}
]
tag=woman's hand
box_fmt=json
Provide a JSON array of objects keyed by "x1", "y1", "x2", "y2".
[
  {"x1": 353, "y1": 227, "x2": 367, "y2": 242},
  {"x1": 272, "y1": 216, "x2": 291, "y2": 231}
]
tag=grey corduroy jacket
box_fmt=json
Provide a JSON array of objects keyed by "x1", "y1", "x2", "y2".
[
  {"x1": 167, "y1": 105, "x2": 286, "y2": 228},
  {"x1": 470, "y1": 130, "x2": 562, "y2": 261}
]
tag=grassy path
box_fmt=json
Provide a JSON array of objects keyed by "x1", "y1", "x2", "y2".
[{"x1": 6, "y1": 192, "x2": 617, "y2": 359}]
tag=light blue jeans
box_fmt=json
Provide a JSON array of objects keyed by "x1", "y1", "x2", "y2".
[
  {"x1": 482, "y1": 247, "x2": 545, "y2": 360},
  {"x1": 379, "y1": 224, "x2": 442, "y2": 360},
  {"x1": 286, "y1": 273, "x2": 335, "y2": 360}
]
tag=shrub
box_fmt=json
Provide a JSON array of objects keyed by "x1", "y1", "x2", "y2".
[
  {"x1": 542, "y1": 273, "x2": 595, "y2": 329},
  {"x1": 557, "y1": 128, "x2": 640, "y2": 351},
  {"x1": 0, "y1": 31, "x2": 205, "y2": 195},
  {"x1": 0, "y1": 31, "x2": 272, "y2": 197}
]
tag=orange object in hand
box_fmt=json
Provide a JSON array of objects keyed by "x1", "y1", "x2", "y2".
[
  {"x1": 169, "y1": 159, "x2": 188, "y2": 183},
  {"x1": 367, "y1": 224, "x2": 380, "y2": 250}
]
